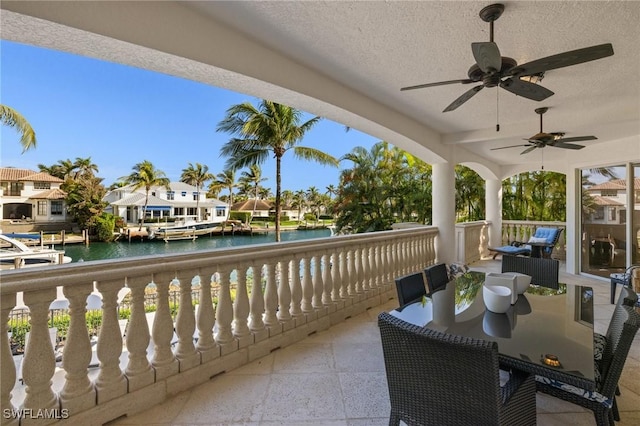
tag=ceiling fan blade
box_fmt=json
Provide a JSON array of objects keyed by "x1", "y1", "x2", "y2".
[
  {"x1": 520, "y1": 146, "x2": 538, "y2": 155},
  {"x1": 400, "y1": 79, "x2": 473, "y2": 91},
  {"x1": 552, "y1": 142, "x2": 585, "y2": 150},
  {"x1": 500, "y1": 78, "x2": 554, "y2": 101},
  {"x1": 472, "y1": 42, "x2": 502, "y2": 73},
  {"x1": 508, "y1": 43, "x2": 614, "y2": 77},
  {"x1": 443, "y1": 85, "x2": 483, "y2": 112},
  {"x1": 490, "y1": 144, "x2": 531, "y2": 151},
  {"x1": 557, "y1": 135, "x2": 597, "y2": 143}
]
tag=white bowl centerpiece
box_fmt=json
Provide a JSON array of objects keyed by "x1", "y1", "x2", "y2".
[{"x1": 483, "y1": 285, "x2": 512, "y2": 314}]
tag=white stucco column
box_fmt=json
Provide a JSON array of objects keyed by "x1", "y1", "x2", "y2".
[
  {"x1": 485, "y1": 178, "x2": 502, "y2": 249},
  {"x1": 565, "y1": 169, "x2": 579, "y2": 274},
  {"x1": 432, "y1": 162, "x2": 455, "y2": 264}
]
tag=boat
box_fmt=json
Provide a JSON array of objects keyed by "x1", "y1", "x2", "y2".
[
  {"x1": 148, "y1": 219, "x2": 223, "y2": 242},
  {"x1": 0, "y1": 234, "x2": 72, "y2": 269}
]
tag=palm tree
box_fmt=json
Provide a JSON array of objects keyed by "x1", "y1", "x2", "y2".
[
  {"x1": 73, "y1": 157, "x2": 99, "y2": 179},
  {"x1": 1, "y1": 104, "x2": 37, "y2": 152},
  {"x1": 239, "y1": 164, "x2": 268, "y2": 218},
  {"x1": 180, "y1": 162, "x2": 214, "y2": 221},
  {"x1": 121, "y1": 160, "x2": 170, "y2": 230},
  {"x1": 213, "y1": 169, "x2": 237, "y2": 206},
  {"x1": 217, "y1": 100, "x2": 339, "y2": 241},
  {"x1": 292, "y1": 190, "x2": 307, "y2": 223}
]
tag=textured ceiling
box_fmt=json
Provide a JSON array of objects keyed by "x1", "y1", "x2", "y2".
[
  {"x1": 2, "y1": 1, "x2": 639, "y2": 173},
  {"x1": 195, "y1": 1, "x2": 639, "y2": 148}
]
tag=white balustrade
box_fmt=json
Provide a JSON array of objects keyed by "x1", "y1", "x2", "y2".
[{"x1": 0, "y1": 227, "x2": 438, "y2": 425}]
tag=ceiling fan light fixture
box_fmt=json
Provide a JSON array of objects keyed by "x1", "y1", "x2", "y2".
[{"x1": 520, "y1": 72, "x2": 545, "y2": 84}]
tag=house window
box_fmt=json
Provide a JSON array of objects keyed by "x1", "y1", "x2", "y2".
[
  {"x1": 51, "y1": 201, "x2": 63, "y2": 215},
  {"x1": 594, "y1": 207, "x2": 604, "y2": 220},
  {"x1": 181, "y1": 191, "x2": 187, "y2": 197},
  {"x1": 193, "y1": 192, "x2": 199, "y2": 201},
  {"x1": 216, "y1": 207, "x2": 226, "y2": 217},
  {"x1": 187, "y1": 207, "x2": 197, "y2": 216},
  {"x1": 34, "y1": 182, "x2": 51, "y2": 190},
  {"x1": 174, "y1": 207, "x2": 184, "y2": 216},
  {"x1": 601, "y1": 189, "x2": 617, "y2": 197},
  {"x1": 37, "y1": 201, "x2": 47, "y2": 215},
  {"x1": 609, "y1": 208, "x2": 616, "y2": 221},
  {"x1": 167, "y1": 191, "x2": 175, "y2": 200}
]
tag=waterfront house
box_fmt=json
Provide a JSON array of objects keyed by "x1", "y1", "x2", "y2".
[
  {"x1": 230, "y1": 198, "x2": 273, "y2": 219},
  {"x1": 0, "y1": 167, "x2": 68, "y2": 223},
  {"x1": 1, "y1": 2, "x2": 639, "y2": 425},
  {"x1": 104, "y1": 182, "x2": 229, "y2": 225}
]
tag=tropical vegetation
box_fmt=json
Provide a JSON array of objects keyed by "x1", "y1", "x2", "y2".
[
  {"x1": 120, "y1": 160, "x2": 171, "y2": 230},
  {"x1": 1, "y1": 104, "x2": 37, "y2": 151},
  {"x1": 217, "y1": 99, "x2": 339, "y2": 241},
  {"x1": 180, "y1": 162, "x2": 214, "y2": 221}
]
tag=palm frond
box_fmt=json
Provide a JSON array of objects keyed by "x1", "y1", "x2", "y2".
[
  {"x1": 293, "y1": 146, "x2": 339, "y2": 166},
  {"x1": 1, "y1": 104, "x2": 37, "y2": 151}
]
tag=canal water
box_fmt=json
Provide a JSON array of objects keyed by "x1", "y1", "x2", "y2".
[{"x1": 63, "y1": 228, "x2": 332, "y2": 263}]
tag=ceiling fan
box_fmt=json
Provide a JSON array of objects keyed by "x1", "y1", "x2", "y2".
[
  {"x1": 400, "y1": 3, "x2": 614, "y2": 112},
  {"x1": 491, "y1": 107, "x2": 597, "y2": 155}
]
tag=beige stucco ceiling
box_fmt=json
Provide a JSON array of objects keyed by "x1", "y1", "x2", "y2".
[{"x1": 1, "y1": 1, "x2": 639, "y2": 179}]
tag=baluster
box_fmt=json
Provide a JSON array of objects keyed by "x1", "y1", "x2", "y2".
[
  {"x1": 124, "y1": 277, "x2": 154, "y2": 390},
  {"x1": 348, "y1": 248, "x2": 357, "y2": 296},
  {"x1": 215, "y1": 267, "x2": 235, "y2": 344},
  {"x1": 301, "y1": 256, "x2": 314, "y2": 314},
  {"x1": 312, "y1": 255, "x2": 323, "y2": 309},
  {"x1": 331, "y1": 252, "x2": 341, "y2": 301},
  {"x1": 21, "y1": 288, "x2": 57, "y2": 418},
  {"x1": 263, "y1": 261, "x2": 279, "y2": 329},
  {"x1": 385, "y1": 240, "x2": 393, "y2": 282},
  {"x1": 365, "y1": 245, "x2": 373, "y2": 291},
  {"x1": 94, "y1": 279, "x2": 127, "y2": 403},
  {"x1": 59, "y1": 284, "x2": 95, "y2": 413},
  {"x1": 1, "y1": 294, "x2": 18, "y2": 426},
  {"x1": 151, "y1": 276, "x2": 179, "y2": 378},
  {"x1": 375, "y1": 244, "x2": 383, "y2": 288},
  {"x1": 175, "y1": 276, "x2": 199, "y2": 370},
  {"x1": 196, "y1": 272, "x2": 217, "y2": 360},
  {"x1": 290, "y1": 256, "x2": 303, "y2": 318},
  {"x1": 248, "y1": 264, "x2": 265, "y2": 333},
  {"x1": 322, "y1": 253, "x2": 333, "y2": 305},
  {"x1": 339, "y1": 251, "x2": 349, "y2": 299},
  {"x1": 277, "y1": 259, "x2": 292, "y2": 322},
  {"x1": 233, "y1": 265, "x2": 251, "y2": 345},
  {"x1": 357, "y1": 246, "x2": 366, "y2": 292}
]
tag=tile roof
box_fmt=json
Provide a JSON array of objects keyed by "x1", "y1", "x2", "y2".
[
  {"x1": 591, "y1": 195, "x2": 624, "y2": 206},
  {"x1": 29, "y1": 188, "x2": 67, "y2": 200},
  {"x1": 587, "y1": 178, "x2": 640, "y2": 191},
  {"x1": 231, "y1": 199, "x2": 274, "y2": 211},
  {"x1": 111, "y1": 193, "x2": 171, "y2": 207},
  {"x1": 0, "y1": 167, "x2": 63, "y2": 183}
]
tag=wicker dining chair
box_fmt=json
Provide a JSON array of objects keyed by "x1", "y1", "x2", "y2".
[
  {"x1": 394, "y1": 271, "x2": 427, "y2": 309},
  {"x1": 378, "y1": 312, "x2": 537, "y2": 426},
  {"x1": 536, "y1": 304, "x2": 640, "y2": 426},
  {"x1": 423, "y1": 263, "x2": 450, "y2": 296},
  {"x1": 592, "y1": 285, "x2": 639, "y2": 420}
]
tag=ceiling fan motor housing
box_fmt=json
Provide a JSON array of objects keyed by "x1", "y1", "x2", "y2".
[{"x1": 467, "y1": 57, "x2": 518, "y2": 86}]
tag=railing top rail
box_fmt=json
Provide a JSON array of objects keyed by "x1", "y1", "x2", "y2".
[
  {"x1": 502, "y1": 220, "x2": 566, "y2": 227},
  {"x1": 0, "y1": 226, "x2": 438, "y2": 293}
]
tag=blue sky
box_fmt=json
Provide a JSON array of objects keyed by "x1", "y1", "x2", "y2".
[{"x1": 1, "y1": 40, "x2": 379, "y2": 194}]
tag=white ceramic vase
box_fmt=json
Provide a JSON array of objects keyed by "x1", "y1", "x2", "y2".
[{"x1": 483, "y1": 285, "x2": 512, "y2": 314}]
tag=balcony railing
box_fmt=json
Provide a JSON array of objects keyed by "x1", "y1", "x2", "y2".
[{"x1": 1, "y1": 227, "x2": 437, "y2": 425}]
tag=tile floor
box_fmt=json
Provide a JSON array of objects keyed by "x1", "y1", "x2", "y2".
[{"x1": 111, "y1": 260, "x2": 640, "y2": 425}]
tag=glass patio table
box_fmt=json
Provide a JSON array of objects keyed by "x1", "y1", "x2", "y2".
[{"x1": 389, "y1": 271, "x2": 595, "y2": 390}]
